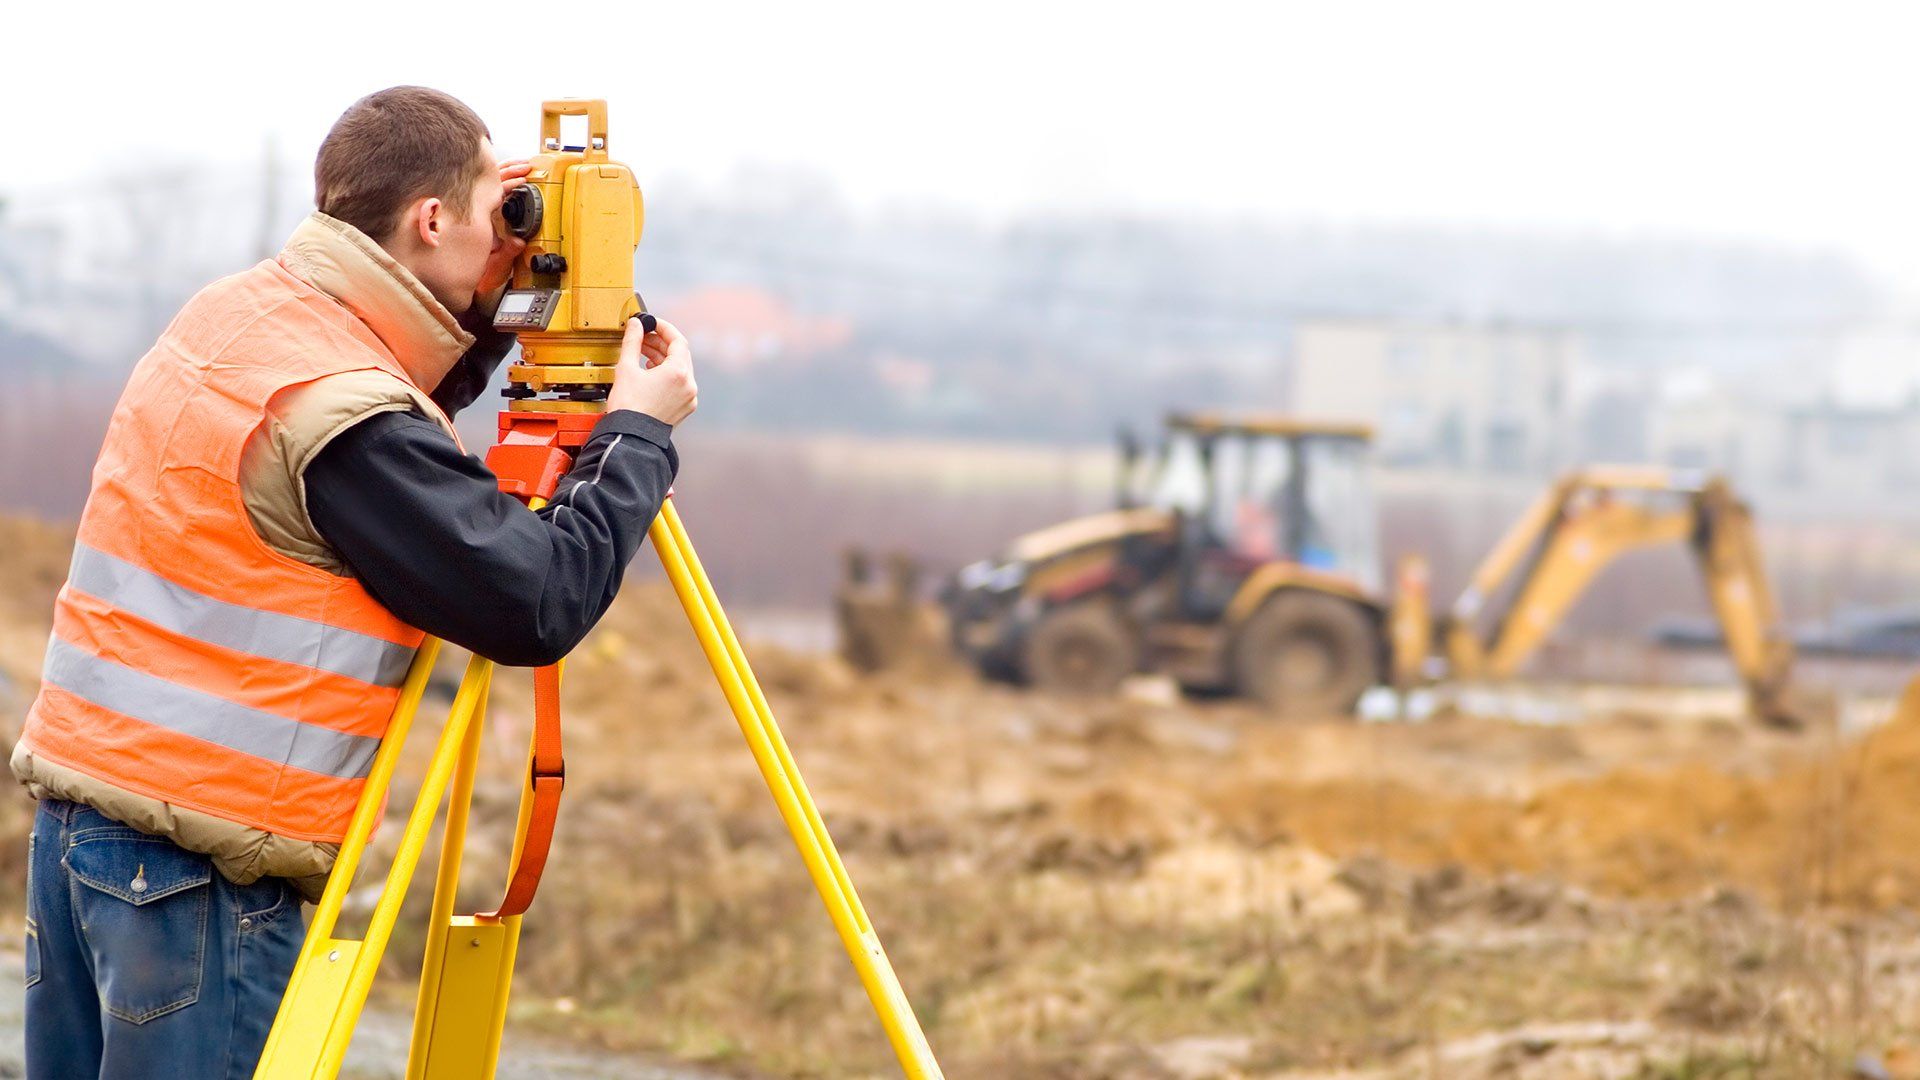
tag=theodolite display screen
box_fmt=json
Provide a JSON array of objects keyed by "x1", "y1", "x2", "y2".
[{"x1": 493, "y1": 289, "x2": 559, "y2": 331}]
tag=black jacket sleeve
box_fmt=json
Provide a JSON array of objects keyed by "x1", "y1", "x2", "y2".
[
  {"x1": 304, "y1": 408, "x2": 678, "y2": 667},
  {"x1": 431, "y1": 305, "x2": 520, "y2": 416}
]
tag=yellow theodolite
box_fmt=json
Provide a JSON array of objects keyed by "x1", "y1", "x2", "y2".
[{"x1": 254, "y1": 99, "x2": 944, "y2": 1080}]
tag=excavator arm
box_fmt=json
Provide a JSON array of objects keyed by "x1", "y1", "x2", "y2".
[
  {"x1": 1692, "y1": 477, "x2": 1799, "y2": 725},
  {"x1": 1433, "y1": 467, "x2": 1800, "y2": 725}
]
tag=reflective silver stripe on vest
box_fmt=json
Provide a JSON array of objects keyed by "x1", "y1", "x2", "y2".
[
  {"x1": 42, "y1": 638, "x2": 381, "y2": 781},
  {"x1": 66, "y1": 543, "x2": 414, "y2": 688}
]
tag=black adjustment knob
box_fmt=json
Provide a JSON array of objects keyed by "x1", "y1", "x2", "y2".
[{"x1": 530, "y1": 253, "x2": 568, "y2": 275}]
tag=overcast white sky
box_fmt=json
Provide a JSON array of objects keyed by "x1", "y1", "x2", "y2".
[{"x1": 12, "y1": 1, "x2": 1920, "y2": 290}]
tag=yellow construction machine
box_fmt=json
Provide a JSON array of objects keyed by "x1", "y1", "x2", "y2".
[{"x1": 942, "y1": 413, "x2": 1801, "y2": 724}]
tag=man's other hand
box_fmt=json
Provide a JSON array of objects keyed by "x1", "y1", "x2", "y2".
[
  {"x1": 609, "y1": 317, "x2": 697, "y2": 426},
  {"x1": 475, "y1": 160, "x2": 534, "y2": 308}
]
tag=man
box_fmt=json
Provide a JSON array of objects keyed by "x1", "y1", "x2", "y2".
[{"x1": 10, "y1": 86, "x2": 696, "y2": 1079}]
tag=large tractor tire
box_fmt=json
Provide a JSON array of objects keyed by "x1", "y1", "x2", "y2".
[
  {"x1": 1022, "y1": 602, "x2": 1136, "y2": 695},
  {"x1": 1233, "y1": 591, "x2": 1380, "y2": 718}
]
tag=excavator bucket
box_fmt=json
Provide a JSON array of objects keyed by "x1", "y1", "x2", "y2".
[
  {"x1": 1752, "y1": 680, "x2": 1833, "y2": 732},
  {"x1": 1887, "y1": 675, "x2": 1920, "y2": 732},
  {"x1": 835, "y1": 547, "x2": 945, "y2": 674}
]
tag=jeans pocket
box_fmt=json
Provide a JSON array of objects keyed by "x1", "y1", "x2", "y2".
[
  {"x1": 68, "y1": 827, "x2": 211, "y2": 1024},
  {"x1": 24, "y1": 833, "x2": 40, "y2": 990},
  {"x1": 236, "y1": 877, "x2": 295, "y2": 937}
]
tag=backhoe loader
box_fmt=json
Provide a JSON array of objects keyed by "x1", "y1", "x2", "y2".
[{"x1": 940, "y1": 413, "x2": 1801, "y2": 725}]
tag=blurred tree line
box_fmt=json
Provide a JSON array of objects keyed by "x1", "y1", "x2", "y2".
[
  {"x1": 0, "y1": 162, "x2": 1889, "y2": 507},
  {"x1": 637, "y1": 169, "x2": 1883, "y2": 442}
]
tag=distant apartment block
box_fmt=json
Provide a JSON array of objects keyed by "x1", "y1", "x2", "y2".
[
  {"x1": 1287, "y1": 318, "x2": 1579, "y2": 475},
  {"x1": 1647, "y1": 389, "x2": 1920, "y2": 498},
  {"x1": 660, "y1": 285, "x2": 854, "y2": 371},
  {"x1": 1776, "y1": 399, "x2": 1920, "y2": 495},
  {"x1": 1640, "y1": 329, "x2": 1920, "y2": 500}
]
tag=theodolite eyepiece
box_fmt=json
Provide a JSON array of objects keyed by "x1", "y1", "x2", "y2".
[{"x1": 501, "y1": 184, "x2": 543, "y2": 240}]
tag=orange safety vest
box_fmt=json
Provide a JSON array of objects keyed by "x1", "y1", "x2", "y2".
[{"x1": 19, "y1": 256, "x2": 452, "y2": 844}]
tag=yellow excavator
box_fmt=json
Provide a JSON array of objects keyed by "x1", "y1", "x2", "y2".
[{"x1": 940, "y1": 413, "x2": 1801, "y2": 725}]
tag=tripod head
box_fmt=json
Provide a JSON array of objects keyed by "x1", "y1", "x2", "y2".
[{"x1": 494, "y1": 99, "x2": 652, "y2": 414}]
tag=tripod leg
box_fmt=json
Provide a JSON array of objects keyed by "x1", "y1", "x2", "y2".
[
  {"x1": 658, "y1": 503, "x2": 870, "y2": 929},
  {"x1": 405, "y1": 668, "x2": 525, "y2": 1080},
  {"x1": 256, "y1": 650, "x2": 495, "y2": 1079},
  {"x1": 407, "y1": 660, "x2": 553, "y2": 1079},
  {"x1": 410, "y1": 671, "x2": 489, "y2": 1058},
  {"x1": 409, "y1": 501, "x2": 564, "y2": 1077},
  {"x1": 649, "y1": 500, "x2": 944, "y2": 1079},
  {"x1": 257, "y1": 640, "x2": 439, "y2": 1075}
]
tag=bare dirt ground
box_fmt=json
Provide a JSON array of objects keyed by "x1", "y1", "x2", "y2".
[
  {"x1": 0, "y1": 950, "x2": 716, "y2": 1079},
  {"x1": 8, "y1": 514, "x2": 1920, "y2": 1077}
]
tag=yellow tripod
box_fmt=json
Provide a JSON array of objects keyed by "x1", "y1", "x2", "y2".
[
  {"x1": 255, "y1": 500, "x2": 943, "y2": 1078},
  {"x1": 255, "y1": 97, "x2": 942, "y2": 1079}
]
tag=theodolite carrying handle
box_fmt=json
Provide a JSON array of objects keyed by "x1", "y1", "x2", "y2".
[{"x1": 541, "y1": 99, "x2": 609, "y2": 155}]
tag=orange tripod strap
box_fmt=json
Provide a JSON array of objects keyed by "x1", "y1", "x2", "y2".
[
  {"x1": 480, "y1": 662, "x2": 564, "y2": 919},
  {"x1": 476, "y1": 407, "x2": 587, "y2": 920}
]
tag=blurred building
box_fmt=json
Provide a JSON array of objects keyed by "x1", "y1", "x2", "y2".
[
  {"x1": 1641, "y1": 345, "x2": 1920, "y2": 504},
  {"x1": 659, "y1": 285, "x2": 854, "y2": 371},
  {"x1": 0, "y1": 213, "x2": 120, "y2": 363},
  {"x1": 1774, "y1": 397, "x2": 1920, "y2": 496},
  {"x1": 1649, "y1": 390, "x2": 1920, "y2": 500},
  {"x1": 1641, "y1": 369, "x2": 1786, "y2": 486},
  {"x1": 1286, "y1": 317, "x2": 1579, "y2": 475}
]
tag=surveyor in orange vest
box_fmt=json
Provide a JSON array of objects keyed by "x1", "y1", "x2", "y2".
[{"x1": 10, "y1": 87, "x2": 700, "y2": 1080}]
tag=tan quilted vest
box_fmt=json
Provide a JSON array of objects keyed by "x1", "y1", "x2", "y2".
[{"x1": 12, "y1": 213, "x2": 475, "y2": 899}]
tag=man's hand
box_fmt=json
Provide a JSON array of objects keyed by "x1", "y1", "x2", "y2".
[
  {"x1": 475, "y1": 160, "x2": 535, "y2": 307},
  {"x1": 609, "y1": 317, "x2": 697, "y2": 426}
]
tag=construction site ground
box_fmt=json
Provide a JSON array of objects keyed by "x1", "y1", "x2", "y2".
[
  {"x1": 7, "y1": 514, "x2": 1920, "y2": 1078},
  {"x1": 0, "y1": 951, "x2": 719, "y2": 1080}
]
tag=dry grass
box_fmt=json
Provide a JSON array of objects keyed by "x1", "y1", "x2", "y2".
[{"x1": 350, "y1": 585, "x2": 1920, "y2": 1077}]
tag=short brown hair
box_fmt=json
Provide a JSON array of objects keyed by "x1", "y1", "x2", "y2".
[{"x1": 315, "y1": 86, "x2": 492, "y2": 241}]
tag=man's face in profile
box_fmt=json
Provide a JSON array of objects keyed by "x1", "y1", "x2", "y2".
[
  {"x1": 406, "y1": 137, "x2": 508, "y2": 314},
  {"x1": 439, "y1": 138, "x2": 509, "y2": 313}
]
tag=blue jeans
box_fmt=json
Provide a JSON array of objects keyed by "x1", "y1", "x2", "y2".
[{"x1": 25, "y1": 798, "x2": 306, "y2": 1080}]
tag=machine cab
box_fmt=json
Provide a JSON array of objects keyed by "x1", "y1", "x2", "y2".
[{"x1": 1123, "y1": 414, "x2": 1382, "y2": 616}]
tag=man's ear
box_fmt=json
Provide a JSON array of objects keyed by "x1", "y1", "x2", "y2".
[{"x1": 414, "y1": 197, "x2": 445, "y2": 248}]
